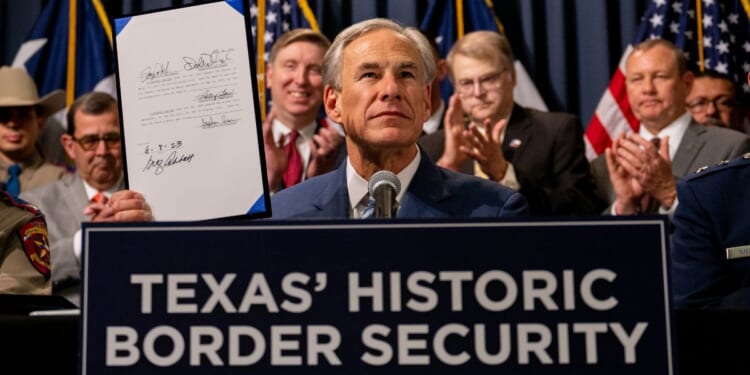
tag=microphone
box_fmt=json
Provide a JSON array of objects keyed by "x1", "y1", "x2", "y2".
[{"x1": 368, "y1": 170, "x2": 401, "y2": 219}]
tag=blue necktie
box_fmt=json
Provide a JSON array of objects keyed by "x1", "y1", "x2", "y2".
[
  {"x1": 6, "y1": 164, "x2": 21, "y2": 196},
  {"x1": 361, "y1": 195, "x2": 376, "y2": 219}
]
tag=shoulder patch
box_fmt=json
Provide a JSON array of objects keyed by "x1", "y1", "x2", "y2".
[{"x1": 17, "y1": 217, "x2": 51, "y2": 280}]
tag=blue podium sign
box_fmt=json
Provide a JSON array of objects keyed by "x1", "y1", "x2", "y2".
[{"x1": 81, "y1": 218, "x2": 673, "y2": 374}]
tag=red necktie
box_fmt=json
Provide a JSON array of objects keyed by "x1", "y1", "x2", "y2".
[
  {"x1": 91, "y1": 192, "x2": 108, "y2": 204},
  {"x1": 282, "y1": 130, "x2": 303, "y2": 187}
]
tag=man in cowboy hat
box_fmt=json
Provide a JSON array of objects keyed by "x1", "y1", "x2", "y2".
[{"x1": 0, "y1": 66, "x2": 67, "y2": 196}]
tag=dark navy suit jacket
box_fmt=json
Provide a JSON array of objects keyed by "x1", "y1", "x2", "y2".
[
  {"x1": 672, "y1": 153, "x2": 750, "y2": 308},
  {"x1": 270, "y1": 152, "x2": 529, "y2": 219}
]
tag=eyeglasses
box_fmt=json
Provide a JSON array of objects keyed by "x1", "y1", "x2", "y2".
[
  {"x1": 687, "y1": 96, "x2": 735, "y2": 113},
  {"x1": 72, "y1": 133, "x2": 122, "y2": 151},
  {"x1": 455, "y1": 70, "x2": 508, "y2": 97}
]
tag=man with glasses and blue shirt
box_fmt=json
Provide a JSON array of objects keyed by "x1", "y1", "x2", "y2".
[
  {"x1": 420, "y1": 31, "x2": 603, "y2": 215},
  {"x1": 21, "y1": 92, "x2": 124, "y2": 305}
]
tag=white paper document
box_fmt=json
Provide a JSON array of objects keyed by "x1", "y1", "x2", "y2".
[{"x1": 114, "y1": 0, "x2": 268, "y2": 221}]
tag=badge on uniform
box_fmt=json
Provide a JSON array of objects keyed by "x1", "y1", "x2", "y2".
[
  {"x1": 18, "y1": 217, "x2": 51, "y2": 280},
  {"x1": 726, "y1": 244, "x2": 750, "y2": 260}
]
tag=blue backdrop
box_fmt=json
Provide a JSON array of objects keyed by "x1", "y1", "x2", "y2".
[{"x1": 0, "y1": 0, "x2": 647, "y2": 129}]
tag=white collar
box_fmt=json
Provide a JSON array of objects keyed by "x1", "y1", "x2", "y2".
[
  {"x1": 346, "y1": 146, "x2": 421, "y2": 217},
  {"x1": 82, "y1": 175, "x2": 123, "y2": 201},
  {"x1": 422, "y1": 100, "x2": 445, "y2": 135},
  {"x1": 271, "y1": 119, "x2": 317, "y2": 145},
  {"x1": 638, "y1": 112, "x2": 691, "y2": 160}
]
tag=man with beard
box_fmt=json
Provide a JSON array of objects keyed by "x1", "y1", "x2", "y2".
[{"x1": 21, "y1": 92, "x2": 124, "y2": 305}]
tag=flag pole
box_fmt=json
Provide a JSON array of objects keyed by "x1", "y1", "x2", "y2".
[
  {"x1": 92, "y1": 0, "x2": 112, "y2": 47},
  {"x1": 694, "y1": 0, "x2": 704, "y2": 72},
  {"x1": 455, "y1": 0, "x2": 464, "y2": 38},
  {"x1": 257, "y1": 0, "x2": 267, "y2": 121},
  {"x1": 298, "y1": 0, "x2": 319, "y2": 32}
]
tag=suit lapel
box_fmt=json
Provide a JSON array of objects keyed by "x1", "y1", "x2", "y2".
[
  {"x1": 310, "y1": 164, "x2": 351, "y2": 217},
  {"x1": 398, "y1": 154, "x2": 451, "y2": 218},
  {"x1": 672, "y1": 121, "x2": 706, "y2": 176},
  {"x1": 64, "y1": 174, "x2": 91, "y2": 223},
  {"x1": 503, "y1": 105, "x2": 532, "y2": 163}
]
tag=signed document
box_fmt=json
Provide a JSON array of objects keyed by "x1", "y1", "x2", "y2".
[{"x1": 114, "y1": 0, "x2": 269, "y2": 221}]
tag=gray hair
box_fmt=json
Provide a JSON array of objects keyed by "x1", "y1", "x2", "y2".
[
  {"x1": 322, "y1": 18, "x2": 436, "y2": 91},
  {"x1": 446, "y1": 30, "x2": 515, "y2": 82}
]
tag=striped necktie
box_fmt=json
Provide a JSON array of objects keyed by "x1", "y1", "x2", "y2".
[{"x1": 361, "y1": 195, "x2": 376, "y2": 219}]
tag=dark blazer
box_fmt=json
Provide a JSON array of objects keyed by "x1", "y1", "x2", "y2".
[
  {"x1": 671, "y1": 154, "x2": 750, "y2": 308},
  {"x1": 270, "y1": 151, "x2": 529, "y2": 219},
  {"x1": 591, "y1": 119, "x2": 750, "y2": 212},
  {"x1": 419, "y1": 104, "x2": 603, "y2": 215}
]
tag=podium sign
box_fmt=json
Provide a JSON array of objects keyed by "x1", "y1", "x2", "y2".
[{"x1": 81, "y1": 218, "x2": 673, "y2": 374}]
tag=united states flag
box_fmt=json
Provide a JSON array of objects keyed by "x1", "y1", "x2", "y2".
[
  {"x1": 248, "y1": 0, "x2": 318, "y2": 120},
  {"x1": 584, "y1": 0, "x2": 750, "y2": 160}
]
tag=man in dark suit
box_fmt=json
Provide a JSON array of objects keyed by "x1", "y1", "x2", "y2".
[
  {"x1": 270, "y1": 19, "x2": 528, "y2": 219},
  {"x1": 671, "y1": 152, "x2": 750, "y2": 308},
  {"x1": 20, "y1": 92, "x2": 125, "y2": 305},
  {"x1": 591, "y1": 39, "x2": 750, "y2": 216},
  {"x1": 419, "y1": 31, "x2": 602, "y2": 216},
  {"x1": 671, "y1": 73, "x2": 750, "y2": 309},
  {"x1": 260, "y1": 29, "x2": 346, "y2": 193}
]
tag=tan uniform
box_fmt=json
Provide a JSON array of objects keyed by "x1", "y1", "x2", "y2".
[
  {"x1": 0, "y1": 191, "x2": 51, "y2": 294},
  {"x1": 0, "y1": 152, "x2": 67, "y2": 193}
]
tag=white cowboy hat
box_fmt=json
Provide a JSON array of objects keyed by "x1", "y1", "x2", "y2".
[{"x1": 0, "y1": 66, "x2": 65, "y2": 117}]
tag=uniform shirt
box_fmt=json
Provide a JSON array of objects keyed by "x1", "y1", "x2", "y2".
[
  {"x1": 0, "y1": 191, "x2": 51, "y2": 294},
  {"x1": 0, "y1": 152, "x2": 67, "y2": 193}
]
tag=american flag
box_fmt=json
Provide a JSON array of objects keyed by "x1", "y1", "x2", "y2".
[
  {"x1": 420, "y1": 0, "x2": 548, "y2": 112},
  {"x1": 248, "y1": 0, "x2": 319, "y2": 121},
  {"x1": 584, "y1": 0, "x2": 750, "y2": 160}
]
